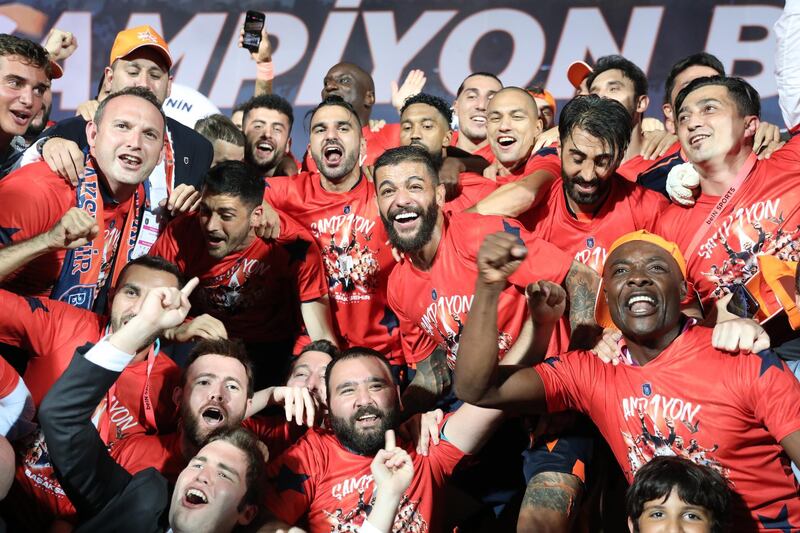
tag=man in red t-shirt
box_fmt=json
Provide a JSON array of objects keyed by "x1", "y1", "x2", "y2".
[
  {"x1": 2, "y1": 255, "x2": 195, "y2": 530},
  {"x1": 456, "y1": 230, "x2": 800, "y2": 531},
  {"x1": 450, "y1": 72, "x2": 503, "y2": 162},
  {"x1": 657, "y1": 73, "x2": 800, "y2": 314},
  {"x1": 150, "y1": 160, "x2": 334, "y2": 387},
  {"x1": 0, "y1": 87, "x2": 166, "y2": 312},
  {"x1": 373, "y1": 145, "x2": 598, "y2": 405},
  {"x1": 264, "y1": 97, "x2": 403, "y2": 367},
  {"x1": 263, "y1": 347, "x2": 503, "y2": 532},
  {"x1": 398, "y1": 92, "x2": 497, "y2": 212}
]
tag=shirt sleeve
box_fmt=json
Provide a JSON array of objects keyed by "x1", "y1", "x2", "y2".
[
  {"x1": 387, "y1": 272, "x2": 438, "y2": 366},
  {"x1": 775, "y1": 0, "x2": 800, "y2": 132},
  {"x1": 506, "y1": 218, "x2": 573, "y2": 287},
  {"x1": 425, "y1": 415, "x2": 467, "y2": 480},
  {"x1": 523, "y1": 149, "x2": 561, "y2": 180},
  {"x1": 0, "y1": 164, "x2": 66, "y2": 245},
  {"x1": 745, "y1": 350, "x2": 800, "y2": 442},
  {"x1": 288, "y1": 234, "x2": 328, "y2": 302},
  {"x1": 264, "y1": 432, "x2": 321, "y2": 525},
  {"x1": 532, "y1": 351, "x2": 599, "y2": 415}
]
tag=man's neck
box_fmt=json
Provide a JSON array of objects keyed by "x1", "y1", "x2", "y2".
[
  {"x1": 563, "y1": 183, "x2": 610, "y2": 218},
  {"x1": 456, "y1": 133, "x2": 488, "y2": 154},
  {"x1": 697, "y1": 148, "x2": 752, "y2": 196},
  {"x1": 320, "y1": 168, "x2": 361, "y2": 193},
  {"x1": 408, "y1": 216, "x2": 444, "y2": 271},
  {"x1": 178, "y1": 426, "x2": 199, "y2": 461},
  {"x1": 625, "y1": 322, "x2": 682, "y2": 366},
  {"x1": 623, "y1": 122, "x2": 643, "y2": 164}
]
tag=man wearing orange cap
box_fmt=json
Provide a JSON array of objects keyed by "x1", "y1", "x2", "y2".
[
  {"x1": 527, "y1": 85, "x2": 557, "y2": 130},
  {"x1": 567, "y1": 60, "x2": 592, "y2": 96},
  {"x1": 456, "y1": 229, "x2": 800, "y2": 531},
  {"x1": 24, "y1": 25, "x2": 212, "y2": 240}
]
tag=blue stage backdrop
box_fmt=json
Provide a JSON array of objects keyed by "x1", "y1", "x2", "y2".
[{"x1": 0, "y1": 0, "x2": 786, "y2": 147}]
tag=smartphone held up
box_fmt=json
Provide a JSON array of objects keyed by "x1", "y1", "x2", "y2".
[{"x1": 242, "y1": 11, "x2": 266, "y2": 53}]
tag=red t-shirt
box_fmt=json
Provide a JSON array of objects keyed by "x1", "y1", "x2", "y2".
[
  {"x1": 242, "y1": 414, "x2": 303, "y2": 461},
  {"x1": 303, "y1": 123, "x2": 402, "y2": 172},
  {"x1": 264, "y1": 426, "x2": 465, "y2": 533},
  {"x1": 388, "y1": 212, "x2": 572, "y2": 368},
  {"x1": 535, "y1": 324, "x2": 800, "y2": 530},
  {"x1": 0, "y1": 162, "x2": 136, "y2": 299},
  {"x1": 520, "y1": 176, "x2": 668, "y2": 274},
  {"x1": 617, "y1": 141, "x2": 683, "y2": 183},
  {"x1": 149, "y1": 213, "x2": 327, "y2": 344},
  {"x1": 444, "y1": 172, "x2": 498, "y2": 214},
  {"x1": 264, "y1": 172, "x2": 402, "y2": 363},
  {"x1": 495, "y1": 147, "x2": 561, "y2": 186},
  {"x1": 655, "y1": 136, "x2": 800, "y2": 308},
  {"x1": 449, "y1": 131, "x2": 496, "y2": 164}
]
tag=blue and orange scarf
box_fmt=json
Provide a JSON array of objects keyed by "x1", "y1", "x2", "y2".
[{"x1": 51, "y1": 152, "x2": 144, "y2": 310}]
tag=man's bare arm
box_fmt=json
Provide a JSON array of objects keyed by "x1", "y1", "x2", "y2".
[
  {"x1": 470, "y1": 169, "x2": 555, "y2": 217},
  {"x1": 563, "y1": 260, "x2": 601, "y2": 350},
  {"x1": 400, "y1": 347, "x2": 451, "y2": 417},
  {"x1": 300, "y1": 296, "x2": 337, "y2": 345}
]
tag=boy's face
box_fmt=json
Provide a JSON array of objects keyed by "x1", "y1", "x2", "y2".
[{"x1": 629, "y1": 490, "x2": 712, "y2": 533}]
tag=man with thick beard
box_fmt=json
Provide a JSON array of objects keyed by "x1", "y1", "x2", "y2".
[
  {"x1": 241, "y1": 94, "x2": 294, "y2": 178},
  {"x1": 263, "y1": 346, "x2": 504, "y2": 532}
]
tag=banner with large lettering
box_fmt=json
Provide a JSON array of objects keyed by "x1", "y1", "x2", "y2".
[{"x1": 0, "y1": 0, "x2": 785, "y2": 144}]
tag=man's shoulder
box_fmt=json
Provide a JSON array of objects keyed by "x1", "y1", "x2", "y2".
[
  {"x1": 166, "y1": 116, "x2": 212, "y2": 151},
  {"x1": 42, "y1": 116, "x2": 89, "y2": 145}
]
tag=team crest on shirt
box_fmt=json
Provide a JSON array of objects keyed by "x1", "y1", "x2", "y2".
[
  {"x1": 343, "y1": 205, "x2": 351, "y2": 214},
  {"x1": 642, "y1": 383, "x2": 652, "y2": 397},
  {"x1": 586, "y1": 237, "x2": 595, "y2": 249},
  {"x1": 431, "y1": 289, "x2": 437, "y2": 300}
]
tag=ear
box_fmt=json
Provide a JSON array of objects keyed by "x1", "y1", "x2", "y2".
[
  {"x1": 166, "y1": 75, "x2": 173, "y2": 99},
  {"x1": 627, "y1": 517, "x2": 636, "y2": 533},
  {"x1": 359, "y1": 137, "x2": 367, "y2": 164},
  {"x1": 102, "y1": 66, "x2": 113, "y2": 95},
  {"x1": 743, "y1": 115, "x2": 760, "y2": 141},
  {"x1": 435, "y1": 182, "x2": 446, "y2": 208},
  {"x1": 679, "y1": 279, "x2": 688, "y2": 302},
  {"x1": 238, "y1": 503, "x2": 259, "y2": 526},
  {"x1": 442, "y1": 129, "x2": 453, "y2": 148},
  {"x1": 364, "y1": 89, "x2": 375, "y2": 109},
  {"x1": 635, "y1": 94, "x2": 650, "y2": 116},
  {"x1": 172, "y1": 385, "x2": 182, "y2": 408},
  {"x1": 286, "y1": 137, "x2": 293, "y2": 154},
  {"x1": 86, "y1": 120, "x2": 99, "y2": 153},
  {"x1": 662, "y1": 102, "x2": 673, "y2": 122},
  {"x1": 157, "y1": 143, "x2": 165, "y2": 166},
  {"x1": 250, "y1": 205, "x2": 264, "y2": 228}
]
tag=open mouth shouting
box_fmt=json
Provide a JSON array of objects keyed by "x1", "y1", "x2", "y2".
[
  {"x1": 205, "y1": 232, "x2": 226, "y2": 250},
  {"x1": 352, "y1": 406, "x2": 382, "y2": 430},
  {"x1": 200, "y1": 405, "x2": 227, "y2": 428},
  {"x1": 254, "y1": 138, "x2": 276, "y2": 160},
  {"x1": 322, "y1": 143, "x2": 344, "y2": 167},
  {"x1": 495, "y1": 135, "x2": 517, "y2": 151},
  {"x1": 8, "y1": 108, "x2": 32, "y2": 128},
  {"x1": 625, "y1": 292, "x2": 658, "y2": 317},
  {"x1": 183, "y1": 487, "x2": 209, "y2": 508},
  {"x1": 390, "y1": 208, "x2": 421, "y2": 233}
]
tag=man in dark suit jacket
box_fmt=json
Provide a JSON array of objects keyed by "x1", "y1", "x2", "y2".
[
  {"x1": 23, "y1": 25, "x2": 212, "y2": 218},
  {"x1": 39, "y1": 278, "x2": 262, "y2": 533}
]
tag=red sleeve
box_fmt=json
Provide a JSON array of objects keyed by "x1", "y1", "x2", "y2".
[
  {"x1": 242, "y1": 415, "x2": 296, "y2": 460},
  {"x1": 0, "y1": 357, "x2": 20, "y2": 398},
  {"x1": 387, "y1": 270, "x2": 438, "y2": 367},
  {"x1": 264, "y1": 431, "x2": 322, "y2": 524},
  {"x1": 444, "y1": 173, "x2": 498, "y2": 214},
  {"x1": 285, "y1": 226, "x2": 328, "y2": 302},
  {"x1": 507, "y1": 220, "x2": 573, "y2": 288},
  {"x1": 532, "y1": 350, "x2": 600, "y2": 414},
  {"x1": 745, "y1": 351, "x2": 800, "y2": 442},
  {"x1": 0, "y1": 290, "x2": 48, "y2": 349},
  {"x1": 633, "y1": 185, "x2": 671, "y2": 233},
  {"x1": 0, "y1": 163, "x2": 69, "y2": 245},
  {"x1": 427, "y1": 415, "x2": 468, "y2": 478},
  {"x1": 264, "y1": 175, "x2": 296, "y2": 213},
  {"x1": 522, "y1": 150, "x2": 561, "y2": 180}
]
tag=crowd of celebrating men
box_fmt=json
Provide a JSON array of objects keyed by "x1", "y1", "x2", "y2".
[{"x1": 0, "y1": 1, "x2": 798, "y2": 531}]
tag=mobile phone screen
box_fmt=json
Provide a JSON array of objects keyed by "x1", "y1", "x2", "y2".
[{"x1": 243, "y1": 11, "x2": 266, "y2": 52}]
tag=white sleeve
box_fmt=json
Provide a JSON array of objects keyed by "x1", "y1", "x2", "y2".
[
  {"x1": 775, "y1": 0, "x2": 800, "y2": 131},
  {"x1": 0, "y1": 378, "x2": 35, "y2": 441},
  {"x1": 84, "y1": 338, "x2": 135, "y2": 372}
]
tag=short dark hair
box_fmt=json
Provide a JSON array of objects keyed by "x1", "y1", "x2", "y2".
[
  {"x1": 559, "y1": 95, "x2": 632, "y2": 166},
  {"x1": 116, "y1": 255, "x2": 185, "y2": 289},
  {"x1": 195, "y1": 114, "x2": 245, "y2": 147},
  {"x1": 587, "y1": 55, "x2": 648, "y2": 101},
  {"x1": 373, "y1": 145, "x2": 439, "y2": 186},
  {"x1": 202, "y1": 160, "x2": 265, "y2": 210},
  {"x1": 626, "y1": 457, "x2": 730, "y2": 533},
  {"x1": 0, "y1": 34, "x2": 51, "y2": 78},
  {"x1": 241, "y1": 94, "x2": 294, "y2": 129},
  {"x1": 674, "y1": 76, "x2": 760, "y2": 122},
  {"x1": 664, "y1": 53, "x2": 725, "y2": 105},
  {"x1": 286, "y1": 339, "x2": 339, "y2": 380},
  {"x1": 456, "y1": 72, "x2": 502, "y2": 97},
  {"x1": 94, "y1": 86, "x2": 166, "y2": 134},
  {"x1": 324, "y1": 346, "x2": 395, "y2": 394},
  {"x1": 183, "y1": 338, "x2": 255, "y2": 398},
  {"x1": 307, "y1": 95, "x2": 362, "y2": 130},
  {"x1": 401, "y1": 93, "x2": 453, "y2": 126},
  {"x1": 204, "y1": 426, "x2": 265, "y2": 509}
]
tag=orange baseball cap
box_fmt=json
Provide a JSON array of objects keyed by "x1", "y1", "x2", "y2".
[
  {"x1": 567, "y1": 60, "x2": 592, "y2": 90},
  {"x1": 744, "y1": 255, "x2": 800, "y2": 328},
  {"x1": 594, "y1": 230, "x2": 687, "y2": 329},
  {"x1": 109, "y1": 25, "x2": 172, "y2": 70}
]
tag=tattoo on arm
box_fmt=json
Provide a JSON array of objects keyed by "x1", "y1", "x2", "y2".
[
  {"x1": 520, "y1": 471, "x2": 583, "y2": 515},
  {"x1": 564, "y1": 262, "x2": 602, "y2": 350},
  {"x1": 401, "y1": 347, "x2": 451, "y2": 418}
]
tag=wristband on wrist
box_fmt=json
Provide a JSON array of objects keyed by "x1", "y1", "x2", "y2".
[{"x1": 256, "y1": 61, "x2": 274, "y2": 81}]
